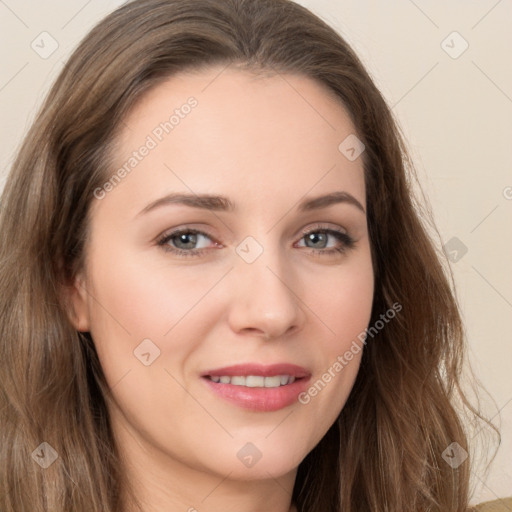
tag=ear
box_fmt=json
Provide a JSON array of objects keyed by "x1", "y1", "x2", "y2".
[{"x1": 62, "y1": 271, "x2": 91, "y2": 332}]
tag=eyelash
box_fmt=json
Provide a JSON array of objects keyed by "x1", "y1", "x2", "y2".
[{"x1": 156, "y1": 225, "x2": 356, "y2": 258}]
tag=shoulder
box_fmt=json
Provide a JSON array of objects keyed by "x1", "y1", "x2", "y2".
[{"x1": 468, "y1": 497, "x2": 512, "y2": 511}]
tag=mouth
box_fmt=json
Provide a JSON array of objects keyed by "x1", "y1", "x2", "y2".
[
  {"x1": 200, "y1": 363, "x2": 311, "y2": 411},
  {"x1": 204, "y1": 374, "x2": 299, "y2": 387}
]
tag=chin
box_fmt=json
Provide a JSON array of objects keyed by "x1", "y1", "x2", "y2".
[{"x1": 199, "y1": 430, "x2": 312, "y2": 481}]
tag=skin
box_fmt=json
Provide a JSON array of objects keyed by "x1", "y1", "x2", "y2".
[{"x1": 67, "y1": 65, "x2": 374, "y2": 512}]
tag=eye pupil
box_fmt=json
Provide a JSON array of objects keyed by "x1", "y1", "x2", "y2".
[
  {"x1": 176, "y1": 232, "x2": 197, "y2": 249},
  {"x1": 306, "y1": 232, "x2": 327, "y2": 248}
]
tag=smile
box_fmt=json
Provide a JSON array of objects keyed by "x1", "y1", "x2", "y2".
[
  {"x1": 206, "y1": 375, "x2": 296, "y2": 387},
  {"x1": 201, "y1": 363, "x2": 311, "y2": 412}
]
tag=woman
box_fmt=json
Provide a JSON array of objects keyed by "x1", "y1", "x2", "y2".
[{"x1": 0, "y1": 0, "x2": 503, "y2": 510}]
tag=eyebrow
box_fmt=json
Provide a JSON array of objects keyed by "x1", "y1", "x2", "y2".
[{"x1": 136, "y1": 190, "x2": 365, "y2": 217}]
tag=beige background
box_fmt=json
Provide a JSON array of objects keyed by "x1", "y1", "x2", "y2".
[{"x1": 1, "y1": 0, "x2": 511, "y2": 504}]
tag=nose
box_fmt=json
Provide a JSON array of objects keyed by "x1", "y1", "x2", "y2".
[{"x1": 226, "y1": 243, "x2": 306, "y2": 341}]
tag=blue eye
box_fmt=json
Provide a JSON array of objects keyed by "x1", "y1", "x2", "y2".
[
  {"x1": 296, "y1": 228, "x2": 355, "y2": 255},
  {"x1": 157, "y1": 226, "x2": 355, "y2": 258},
  {"x1": 157, "y1": 228, "x2": 218, "y2": 257}
]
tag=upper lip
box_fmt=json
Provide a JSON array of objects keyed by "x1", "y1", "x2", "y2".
[{"x1": 201, "y1": 363, "x2": 310, "y2": 379}]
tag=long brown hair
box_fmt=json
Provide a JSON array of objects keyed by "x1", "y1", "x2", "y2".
[{"x1": 0, "y1": 0, "x2": 499, "y2": 510}]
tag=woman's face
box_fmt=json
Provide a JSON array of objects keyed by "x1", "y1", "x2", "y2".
[{"x1": 69, "y1": 66, "x2": 373, "y2": 488}]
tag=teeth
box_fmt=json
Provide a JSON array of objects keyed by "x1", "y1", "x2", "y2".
[
  {"x1": 208, "y1": 375, "x2": 296, "y2": 387},
  {"x1": 264, "y1": 376, "x2": 281, "y2": 387},
  {"x1": 245, "y1": 376, "x2": 263, "y2": 387},
  {"x1": 231, "y1": 376, "x2": 246, "y2": 386}
]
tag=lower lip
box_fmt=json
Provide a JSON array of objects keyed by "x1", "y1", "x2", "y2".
[{"x1": 202, "y1": 377, "x2": 311, "y2": 412}]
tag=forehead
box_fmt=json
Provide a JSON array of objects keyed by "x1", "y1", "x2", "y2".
[
  {"x1": 122, "y1": 65, "x2": 357, "y2": 139},
  {"x1": 98, "y1": 65, "x2": 365, "y2": 219}
]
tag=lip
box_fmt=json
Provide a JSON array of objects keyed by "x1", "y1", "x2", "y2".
[
  {"x1": 201, "y1": 363, "x2": 311, "y2": 412},
  {"x1": 201, "y1": 363, "x2": 310, "y2": 378}
]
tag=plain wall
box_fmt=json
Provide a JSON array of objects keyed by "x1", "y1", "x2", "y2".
[{"x1": 1, "y1": 0, "x2": 511, "y2": 504}]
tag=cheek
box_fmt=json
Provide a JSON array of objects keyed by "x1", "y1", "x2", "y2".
[
  {"x1": 312, "y1": 245, "x2": 374, "y2": 347},
  {"x1": 301, "y1": 245, "x2": 373, "y2": 416},
  {"x1": 83, "y1": 246, "x2": 219, "y2": 390},
  {"x1": 87, "y1": 243, "x2": 223, "y2": 335}
]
